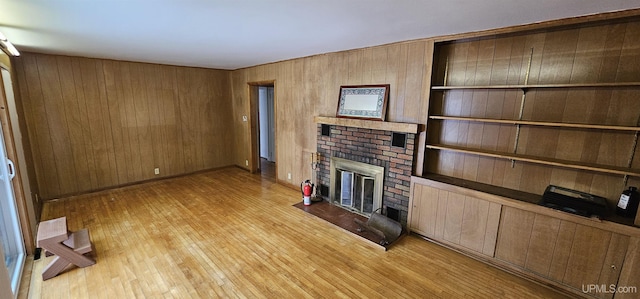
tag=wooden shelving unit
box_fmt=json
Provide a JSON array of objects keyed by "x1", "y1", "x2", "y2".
[
  {"x1": 427, "y1": 78, "x2": 640, "y2": 180},
  {"x1": 426, "y1": 81, "x2": 640, "y2": 180},
  {"x1": 422, "y1": 25, "x2": 640, "y2": 205}
]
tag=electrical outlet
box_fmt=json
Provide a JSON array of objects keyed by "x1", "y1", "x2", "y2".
[
  {"x1": 287, "y1": 173, "x2": 292, "y2": 180},
  {"x1": 245, "y1": 160, "x2": 249, "y2": 166},
  {"x1": 154, "y1": 168, "x2": 160, "y2": 175}
]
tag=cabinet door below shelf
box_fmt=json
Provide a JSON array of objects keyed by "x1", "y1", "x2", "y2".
[
  {"x1": 495, "y1": 206, "x2": 629, "y2": 298},
  {"x1": 616, "y1": 237, "x2": 640, "y2": 299},
  {"x1": 409, "y1": 183, "x2": 501, "y2": 257}
]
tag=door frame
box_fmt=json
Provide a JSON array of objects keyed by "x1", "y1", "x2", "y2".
[
  {"x1": 0, "y1": 67, "x2": 25, "y2": 299},
  {"x1": 248, "y1": 81, "x2": 277, "y2": 179},
  {"x1": 0, "y1": 63, "x2": 35, "y2": 255}
]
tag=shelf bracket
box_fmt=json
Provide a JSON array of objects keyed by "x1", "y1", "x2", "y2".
[
  {"x1": 624, "y1": 116, "x2": 640, "y2": 185},
  {"x1": 443, "y1": 56, "x2": 449, "y2": 87},
  {"x1": 512, "y1": 93, "x2": 526, "y2": 167},
  {"x1": 511, "y1": 47, "x2": 534, "y2": 168}
]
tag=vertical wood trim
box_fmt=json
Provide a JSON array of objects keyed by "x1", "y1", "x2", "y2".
[
  {"x1": 249, "y1": 84, "x2": 259, "y2": 173},
  {"x1": 421, "y1": 186, "x2": 439, "y2": 237},
  {"x1": 13, "y1": 55, "x2": 43, "y2": 222},
  {"x1": 443, "y1": 192, "x2": 464, "y2": 244},
  {"x1": 434, "y1": 187, "x2": 448, "y2": 239},
  {"x1": 548, "y1": 220, "x2": 577, "y2": 282},
  {"x1": 407, "y1": 181, "x2": 420, "y2": 231},
  {"x1": 482, "y1": 202, "x2": 501, "y2": 257}
]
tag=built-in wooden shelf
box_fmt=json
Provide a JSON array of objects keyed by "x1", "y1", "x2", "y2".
[
  {"x1": 429, "y1": 115, "x2": 640, "y2": 131},
  {"x1": 315, "y1": 116, "x2": 420, "y2": 133},
  {"x1": 431, "y1": 82, "x2": 640, "y2": 90},
  {"x1": 426, "y1": 144, "x2": 640, "y2": 177}
]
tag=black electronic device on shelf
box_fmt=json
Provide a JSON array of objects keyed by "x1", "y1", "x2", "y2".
[{"x1": 540, "y1": 185, "x2": 608, "y2": 219}]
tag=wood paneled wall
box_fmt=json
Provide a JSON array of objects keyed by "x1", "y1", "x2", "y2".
[
  {"x1": 426, "y1": 18, "x2": 640, "y2": 204},
  {"x1": 230, "y1": 41, "x2": 434, "y2": 185},
  {"x1": 14, "y1": 53, "x2": 233, "y2": 200}
]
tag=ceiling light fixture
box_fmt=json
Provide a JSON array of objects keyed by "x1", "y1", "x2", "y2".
[{"x1": 0, "y1": 31, "x2": 20, "y2": 57}]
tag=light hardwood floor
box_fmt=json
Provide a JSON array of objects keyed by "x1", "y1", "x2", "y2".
[{"x1": 20, "y1": 167, "x2": 569, "y2": 298}]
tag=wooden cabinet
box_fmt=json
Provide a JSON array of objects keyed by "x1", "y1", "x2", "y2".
[
  {"x1": 409, "y1": 176, "x2": 640, "y2": 298},
  {"x1": 495, "y1": 206, "x2": 629, "y2": 298},
  {"x1": 409, "y1": 177, "x2": 501, "y2": 257}
]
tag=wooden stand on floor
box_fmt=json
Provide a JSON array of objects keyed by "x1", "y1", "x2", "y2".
[{"x1": 36, "y1": 217, "x2": 96, "y2": 280}]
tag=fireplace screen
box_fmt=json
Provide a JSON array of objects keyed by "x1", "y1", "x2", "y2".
[
  {"x1": 339, "y1": 170, "x2": 353, "y2": 207},
  {"x1": 330, "y1": 157, "x2": 383, "y2": 217},
  {"x1": 336, "y1": 171, "x2": 376, "y2": 214}
]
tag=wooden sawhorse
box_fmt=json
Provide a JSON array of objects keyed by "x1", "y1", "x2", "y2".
[{"x1": 36, "y1": 217, "x2": 96, "y2": 280}]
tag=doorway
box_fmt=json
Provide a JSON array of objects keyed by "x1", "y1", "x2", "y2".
[{"x1": 249, "y1": 82, "x2": 276, "y2": 180}]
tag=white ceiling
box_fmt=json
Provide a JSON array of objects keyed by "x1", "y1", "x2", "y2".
[{"x1": 1, "y1": 0, "x2": 639, "y2": 70}]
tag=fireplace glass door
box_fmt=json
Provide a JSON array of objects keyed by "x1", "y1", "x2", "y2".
[
  {"x1": 339, "y1": 170, "x2": 353, "y2": 207},
  {"x1": 360, "y1": 177, "x2": 374, "y2": 213},
  {"x1": 336, "y1": 169, "x2": 375, "y2": 215}
]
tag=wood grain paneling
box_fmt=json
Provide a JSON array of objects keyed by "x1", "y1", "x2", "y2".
[
  {"x1": 525, "y1": 214, "x2": 562, "y2": 276},
  {"x1": 14, "y1": 53, "x2": 233, "y2": 199},
  {"x1": 408, "y1": 182, "x2": 501, "y2": 257},
  {"x1": 548, "y1": 221, "x2": 578, "y2": 282},
  {"x1": 495, "y1": 205, "x2": 631, "y2": 298},
  {"x1": 230, "y1": 40, "x2": 433, "y2": 186},
  {"x1": 597, "y1": 233, "x2": 629, "y2": 299},
  {"x1": 562, "y1": 225, "x2": 612, "y2": 290},
  {"x1": 616, "y1": 237, "x2": 640, "y2": 299},
  {"x1": 495, "y1": 206, "x2": 536, "y2": 267}
]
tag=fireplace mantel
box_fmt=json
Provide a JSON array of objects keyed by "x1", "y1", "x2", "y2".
[{"x1": 315, "y1": 116, "x2": 420, "y2": 134}]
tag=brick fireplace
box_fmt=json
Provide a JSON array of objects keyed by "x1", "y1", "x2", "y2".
[{"x1": 315, "y1": 116, "x2": 419, "y2": 225}]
